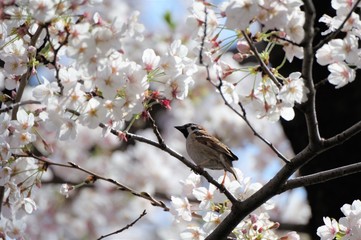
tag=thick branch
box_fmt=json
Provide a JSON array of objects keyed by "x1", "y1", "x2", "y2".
[
  {"x1": 301, "y1": 0, "x2": 321, "y2": 147},
  {"x1": 205, "y1": 145, "x2": 317, "y2": 240},
  {"x1": 323, "y1": 120, "x2": 361, "y2": 148},
  {"x1": 280, "y1": 162, "x2": 361, "y2": 193},
  {"x1": 206, "y1": 119, "x2": 361, "y2": 239}
]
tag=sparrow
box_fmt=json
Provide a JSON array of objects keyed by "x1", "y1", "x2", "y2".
[{"x1": 175, "y1": 123, "x2": 238, "y2": 182}]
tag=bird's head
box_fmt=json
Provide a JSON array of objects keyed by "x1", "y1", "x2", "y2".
[{"x1": 175, "y1": 123, "x2": 205, "y2": 138}]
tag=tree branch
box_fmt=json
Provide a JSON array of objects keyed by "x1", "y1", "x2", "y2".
[
  {"x1": 206, "y1": 118, "x2": 361, "y2": 239},
  {"x1": 279, "y1": 162, "x2": 361, "y2": 193},
  {"x1": 242, "y1": 30, "x2": 282, "y2": 88},
  {"x1": 125, "y1": 132, "x2": 238, "y2": 203},
  {"x1": 66, "y1": 108, "x2": 238, "y2": 203},
  {"x1": 97, "y1": 210, "x2": 147, "y2": 240},
  {"x1": 301, "y1": 0, "x2": 322, "y2": 147},
  {"x1": 206, "y1": 2, "x2": 321, "y2": 238},
  {"x1": 323, "y1": 120, "x2": 361, "y2": 148},
  {"x1": 147, "y1": 111, "x2": 165, "y2": 148},
  {"x1": 206, "y1": 145, "x2": 317, "y2": 240},
  {"x1": 15, "y1": 153, "x2": 169, "y2": 211},
  {"x1": 196, "y1": 16, "x2": 289, "y2": 164},
  {"x1": 0, "y1": 100, "x2": 41, "y2": 113},
  {"x1": 198, "y1": 4, "x2": 208, "y2": 65},
  {"x1": 216, "y1": 77, "x2": 289, "y2": 163}
]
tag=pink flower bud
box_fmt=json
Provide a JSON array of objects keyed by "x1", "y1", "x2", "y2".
[
  {"x1": 237, "y1": 40, "x2": 250, "y2": 54},
  {"x1": 161, "y1": 99, "x2": 172, "y2": 110},
  {"x1": 27, "y1": 46, "x2": 37, "y2": 55},
  {"x1": 278, "y1": 31, "x2": 287, "y2": 38}
]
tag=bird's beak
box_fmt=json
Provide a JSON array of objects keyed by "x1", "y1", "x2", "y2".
[
  {"x1": 175, "y1": 125, "x2": 188, "y2": 138},
  {"x1": 174, "y1": 125, "x2": 184, "y2": 131}
]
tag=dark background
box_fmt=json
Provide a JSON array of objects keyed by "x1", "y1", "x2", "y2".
[{"x1": 276, "y1": 1, "x2": 361, "y2": 238}]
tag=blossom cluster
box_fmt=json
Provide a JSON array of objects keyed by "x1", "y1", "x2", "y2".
[
  {"x1": 316, "y1": 0, "x2": 361, "y2": 88},
  {"x1": 0, "y1": 0, "x2": 197, "y2": 237},
  {"x1": 170, "y1": 170, "x2": 300, "y2": 240},
  {"x1": 317, "y1": 200, "x2": 361, "y2": 240},
  {"x1": 186, "y1": 0, "x2": 309, "y2": 122}
]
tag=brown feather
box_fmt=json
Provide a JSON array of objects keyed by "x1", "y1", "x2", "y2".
[{"x1": 194, "y1": 131, "x2": 238, "y2": 161}]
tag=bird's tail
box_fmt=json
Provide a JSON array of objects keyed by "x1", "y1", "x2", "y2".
[{"x1": 228, "y1": 167, "x2": 238, "y2": 181}]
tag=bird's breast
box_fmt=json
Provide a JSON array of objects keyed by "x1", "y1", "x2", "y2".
[{"x1": 186, "y1": 136, "x2": 224, "y2": 169}]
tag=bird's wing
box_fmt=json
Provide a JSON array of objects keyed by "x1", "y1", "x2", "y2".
[{"x1": 195, "y1": 134, "x2": 238, "y2": 161}]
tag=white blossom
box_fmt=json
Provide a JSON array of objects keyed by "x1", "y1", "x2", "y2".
[{"x1": 327, "y1": 62, "x2": 355, "y2": 88}]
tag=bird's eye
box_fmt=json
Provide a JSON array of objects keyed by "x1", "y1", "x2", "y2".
[{"x1": 190, "y1": 126, "x2": 197, "y2": 131}]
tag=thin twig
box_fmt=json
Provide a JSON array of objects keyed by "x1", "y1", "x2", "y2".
[
  {"x1": 125, "y1": 132, "x2": 238, "y2": 203},
  {"x1": 147, "y1": 112, "x2": 165, "y2": 147},
  {"x1": 242, "y1": 30, "x2": 282, "y2": 88},
  {"x1": 208, "y1": 66, "x2": 290, "y2": 163},
  {"x1": 15, "y1": 153, "x2": 169, "y2": 211},
  {"x1": 272, "y1": 35, "x2": 303, "y2": 47},
  {"x1": 14, "y1": 153, "x2": 75, "y2": 169},
  {"x1": 0, "y1": 100, "x2": 41, "y2": 113},
  {"x1": 314, "y1": 77, "x2": 329, "y2": 89},
  {"x1": 97, "y1": 210, "x2": 147, "y2": 240},
  {"x1": 44, "y1": 25, "x2": 68, "y2": 95},
  {"x1": 66, "y1": 108, "x2": 238, "y2": 203},
  {"x1": 67, "y1": 162, "x2": 169, "y2": 210},
  {"x1": 314, "y1": 0, "x2": 361, "y2": 50},
  {"x1": 196, "y1": 11, "x2": 289, "y2": 163},
  {"x1": 199, "y1": 5, "x2": 208, "y2": 65}
]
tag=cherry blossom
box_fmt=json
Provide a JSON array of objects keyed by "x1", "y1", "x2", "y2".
[
  {"x1": 60, "y1": 184, "x2": 74, "y2": 198},
  {"x1": 170, "y1": 171, "x2": 292, "y2": 239},
  {"x1": 28, "y1": 0, "x2": 56, "y2": 23},
  {"x1": 316, "y1": 43, "x2": 338, "y2": 66},
  {"x1": 2, "y1": 55, "x2": 28, "y2": 76},
  {"x1": 142, "y1": 48, "x2": 160, "y2": 72},
  {"x1": 278, "y1": 72, "x2": 308, "y2": 106},
  {"x1": 285, "y1": 10, "x2": 305, "y2": 43},
  {"x1": 11, "y1": 108, "x2": 35, "y2": 132},
  {"x1": 170, "y1": 196, "x2": 192, "y2": 222},
  {"x1": 32, "y1": 78, "x2": 60, "y2": 103},
  {"x1": 220, "y1": 81, "x2": 239, "y2": 104},
  {"x1": 225, "y1": 0, "x2": 262, "y2": 30},
  {"x1": 180, "y1": 226, "x2": 206, "y2": 240},
  {"x1": 327, "y1": 62, "x2": 356, "y2": 88},
  {"x1": 317, "y1": 200, "x2": 361, "y2": 240},
  {"x1": 317, "y1": 217, "x2": 340, "y2": 240},
  {"x1": 78, "y1": 98, "x2": 107, "y2": 129}
]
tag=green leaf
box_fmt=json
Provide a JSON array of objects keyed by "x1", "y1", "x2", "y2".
[{"x1": 163, "y1": 11, "x2": 176, "y2": 30}]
